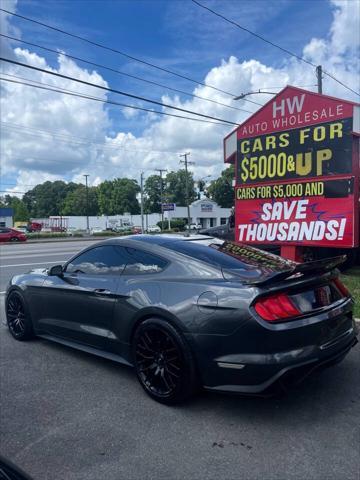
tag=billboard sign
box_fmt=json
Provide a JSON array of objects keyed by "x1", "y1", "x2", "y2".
[
  {"x1": 235, "y1": 178, "x2": 355, "y2": 247},
  {"x1": 224, "y1": 86, "x2": 359, "y2": 248}
]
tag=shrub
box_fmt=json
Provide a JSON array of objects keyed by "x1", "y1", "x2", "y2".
[
  {"x1": 156, "y1": 219, "x2": 186, "y2": 231},
  {"x1": 27, "y1": 232, "x2": 69, "y2": 239}
]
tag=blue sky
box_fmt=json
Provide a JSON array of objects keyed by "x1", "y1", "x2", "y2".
[
  {"x1": 0, "y1": 0, "x2": 359, "y2": 191},
  {"x1": 8, "y1": 0, "x2": 334, "y2": 131}
]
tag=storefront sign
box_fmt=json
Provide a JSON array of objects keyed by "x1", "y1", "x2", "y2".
[
  {"x1": 201, "y1": 202, "x2": 214, "y2": 212},
  {"x1": 226, "y1": 86, "x2": 359, "y2": 249}
]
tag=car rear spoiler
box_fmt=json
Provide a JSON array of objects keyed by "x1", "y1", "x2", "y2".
[{"x1": 243, "y1": 255, "x2": 347, "y2": 286}]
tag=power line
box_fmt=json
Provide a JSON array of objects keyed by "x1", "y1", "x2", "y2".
[
  {"x1": 1, "y1": 120, "x2": 189, "y2": 155},
  {"x1": 0, "y1": 8, "x2": 263, "y2": 106},
  {"x1": 0, "y1": 57, "x2": 240, "y2": 126},
  {"x1": 0, "y1": 33, "x2": 254, "y2": 114},
  {"x1": 0, "y1": 75, "x2": 234, "y2": 126},
  {"x1": 191, "y1": 0, "x2": 360, "y2": 97},
  {"x1": 0, "y1": 154, "x2": 173, "y2": 175},
  {"x1": 0, "y1": 122, "x2": 187, "y2": 155},
  {"x1": 0, "y1": 183, "x2": 37, "y2": 187}
]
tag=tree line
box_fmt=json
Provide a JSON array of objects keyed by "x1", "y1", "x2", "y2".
[{"x1": 0, "y1": 166, "x2": 234, "y2": 221}]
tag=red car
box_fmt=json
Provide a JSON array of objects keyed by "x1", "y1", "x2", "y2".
[{"x1": 0, "y1": 227, "x2": 27, "y2": 242}]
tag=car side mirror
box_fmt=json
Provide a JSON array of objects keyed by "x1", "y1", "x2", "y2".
[{"x1": 48, "y1": 264, "x2": 63, "y2": 276}]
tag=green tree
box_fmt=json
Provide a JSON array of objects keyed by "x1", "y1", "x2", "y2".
[
  {"x1": 165, "y1": 170, "x2": 196, "y2": 206},
  {"x1": 144, "y1": 174, "x2": 164, "y2": 213},
  {"x1": 22, "y1": 181, "x2": 78, "y2": 217},
  {"x1": 61, "y1": 185, "x2": 99, "y2": 216},
  {"x1": 207, "y1": 165, "x2": 235, "y2": 208},
  {"x1": 0, "y1": 195, "x2": 30, "y2": 222},
  {"x1": 11, "y1": 197, "x2": 30, "y2": 222},
  {"x1": 98, "y1": 178, "x2": 140, "y2": 215}
]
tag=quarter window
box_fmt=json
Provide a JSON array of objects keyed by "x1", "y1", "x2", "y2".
[
  {"x1": 123, "y1": 247, "x2": 168, "y2": 274},
  {"x1": 66, "y1": 246, "x2": 128, "y2": 275}
]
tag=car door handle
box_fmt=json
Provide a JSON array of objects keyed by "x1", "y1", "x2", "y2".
[{"x1": 93, "y1": 288, "x2": 112, "y2": 296}]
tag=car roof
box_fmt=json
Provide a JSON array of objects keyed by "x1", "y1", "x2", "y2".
[{"x1": 109, "y1": 234, "x2": 218, "y2": 246}]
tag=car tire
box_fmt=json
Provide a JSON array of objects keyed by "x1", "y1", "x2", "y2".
[
  {"x1": 132, "y1": 318, "x2": 198, "y2": 405},
  {"x1": 6, "y1": 290, "x2": 34, "y2": 341},
  {"x1": 10, "y1": 237, "x2": 19, "y2": 242}
]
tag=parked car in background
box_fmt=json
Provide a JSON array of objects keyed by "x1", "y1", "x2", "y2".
[
  {"x1": 147, "y1": 225, "x2": 161, "y2": 233},
  {"x1": 186, "y1": 223, "x2": 202, "y2": 230},
  {"x1": 90, "y1": 227, "x2": 104, "y2": 235},
  {"x1": 0, "y1": 228, "x2": 27, "y2": 242},
  {"x1": 113, "y1": 226, "x2": 132, "y2": 233},
  {"x1": 132, "y1": 226, "x2": 142, "y2": 234},
  {"x1": 14, "y1": 225, "x2": 28, "y2": 234}
]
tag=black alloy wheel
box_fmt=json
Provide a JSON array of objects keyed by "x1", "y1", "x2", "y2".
[
  {"x1": 6, "y1": 291, "x2": 34, "y2": 341},
  {"x1": 133, "y1": 319, "x2": 198, "y2": 404}
]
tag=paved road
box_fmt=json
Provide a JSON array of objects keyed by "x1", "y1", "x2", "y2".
[
  {"x1": 0, "y1": 240, "x2": 99, "y2": 291},
  {"x1": 0, "y1": 241, "x2": 359, "y2": 480}
]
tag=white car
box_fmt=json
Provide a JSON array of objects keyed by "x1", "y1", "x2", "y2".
[
  {"x1": 147, "y1": 225, "x2": 161, "y2": 233},
  {"x1": 91, "y1": 227, "x2": 104, "y2": 234},
  {"x1": 186, "y1": 223, "x2": 202, "y2": 230}
]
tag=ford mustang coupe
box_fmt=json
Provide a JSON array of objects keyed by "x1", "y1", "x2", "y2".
[{"x1": 5, "y1": 235, "x2": 357, "y2": 404}]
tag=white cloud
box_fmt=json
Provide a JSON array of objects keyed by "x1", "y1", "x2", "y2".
[{"x1": 1, "y1": 0, "x2": 359, "y2": 193}]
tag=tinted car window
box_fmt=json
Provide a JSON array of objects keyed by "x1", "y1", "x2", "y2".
[
  {"x1": 123, "y1": 247, "x2": 168, "y2": 274},
  {"x1": 163, "y1": 240, "x2": 294, "y2": 274},
  {"x1": 66, "y1": 246, "x2": 127, "y2": 275},
  {"x1": 0, "y1": 228, "x2": 10, "y2": 233}
]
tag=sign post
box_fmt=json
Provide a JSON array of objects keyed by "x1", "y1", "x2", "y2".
[
  {"x1": 161, "y1": 203, "x2": 176, "y2": 230},
  {"x1": 224, "y1": 86, "x2": 359, "y2": 261}
]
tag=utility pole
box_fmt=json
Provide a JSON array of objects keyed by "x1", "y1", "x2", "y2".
[
  {"x1": 140, "y1": 172, "x2": 144, "y2": 233},
  {"x1": 83, "y1": 174, "x2": 90, "y2": 234},
  {"x1": 316, "y1": 65, "x2": 323, "y2": 94},
  {"x1": 155, "y1": 169, "x2": 167, "y2": 231},
  {"x1": 180, "y1": 152, "x2": 195, "y2": 235}
]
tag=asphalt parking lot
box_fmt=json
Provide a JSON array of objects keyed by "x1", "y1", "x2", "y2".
[{"x1": 0, "y1": 240, "x2": 359, "y2": 480}]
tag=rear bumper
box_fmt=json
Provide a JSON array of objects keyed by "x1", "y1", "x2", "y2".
[{"x1": 189, "y1": 320, "x2": 358, "y2": 395}]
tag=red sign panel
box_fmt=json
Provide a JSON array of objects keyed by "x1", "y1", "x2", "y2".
[
  {"x1": 235, "y1": 88, "x2": 354, "y2": 139},
  {"x1": 235, "y1": 179, "x2": 355, "y2": 248}
]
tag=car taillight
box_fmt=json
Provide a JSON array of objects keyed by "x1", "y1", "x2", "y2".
[
  {"x1": 333, "y1": 278, "x2": 350, "y2": 297},
  {"x1": 254, "y1": 293, "x2": 301, "y2": 322}
]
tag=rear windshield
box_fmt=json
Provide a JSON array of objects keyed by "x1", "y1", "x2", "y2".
[{"x1": 163, "y1": 240, "x2": 295, "y2": 274}]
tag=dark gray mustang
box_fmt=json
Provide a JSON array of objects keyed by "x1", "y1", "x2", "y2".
[{"x1": 6, "y1": 235, "x2": 358, "y2": 404}]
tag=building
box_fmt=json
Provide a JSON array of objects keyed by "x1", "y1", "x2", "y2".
[
  {"x1": 0, "y1": 208, "x2": 14, "y2": 228},
  {"x1": 165, "y1": 199, "x2": 231, "y2": 228},
  {"x1": 34, "y1": 199, "x2": 231, "y2": 231}
]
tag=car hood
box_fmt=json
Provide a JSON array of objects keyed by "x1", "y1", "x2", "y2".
[{"x1": 28, "y1": 268, "x2": 48, "y2": 275}]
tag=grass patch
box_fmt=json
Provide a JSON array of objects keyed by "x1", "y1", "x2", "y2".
[{"x1": 341, "y1": 267, "x2": 360, "y2": 318}]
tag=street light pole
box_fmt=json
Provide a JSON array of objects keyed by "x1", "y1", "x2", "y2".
[
  {"x1": 233, "y1": 90, "x2": 277, "y2": 100},
  {"x1": 140, "y1": 172, "x2": 145, "y2": 233},
  {"x1": 316, "y1": 65, "x2": 323, "y2": 94},
  {"x1": 155, "y1": 169, "x2": 167, "y2": 231},
  {"x1": 83, "y1": 174, "x2": 90, "y2": 234},
  {"x1": 180, "y1": 152, "x2": 195, "y2": 235}
]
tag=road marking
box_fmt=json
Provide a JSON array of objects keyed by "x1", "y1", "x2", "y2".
[{"x1": 0, "y1": 260, "x2": 66, "y2": 268}]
